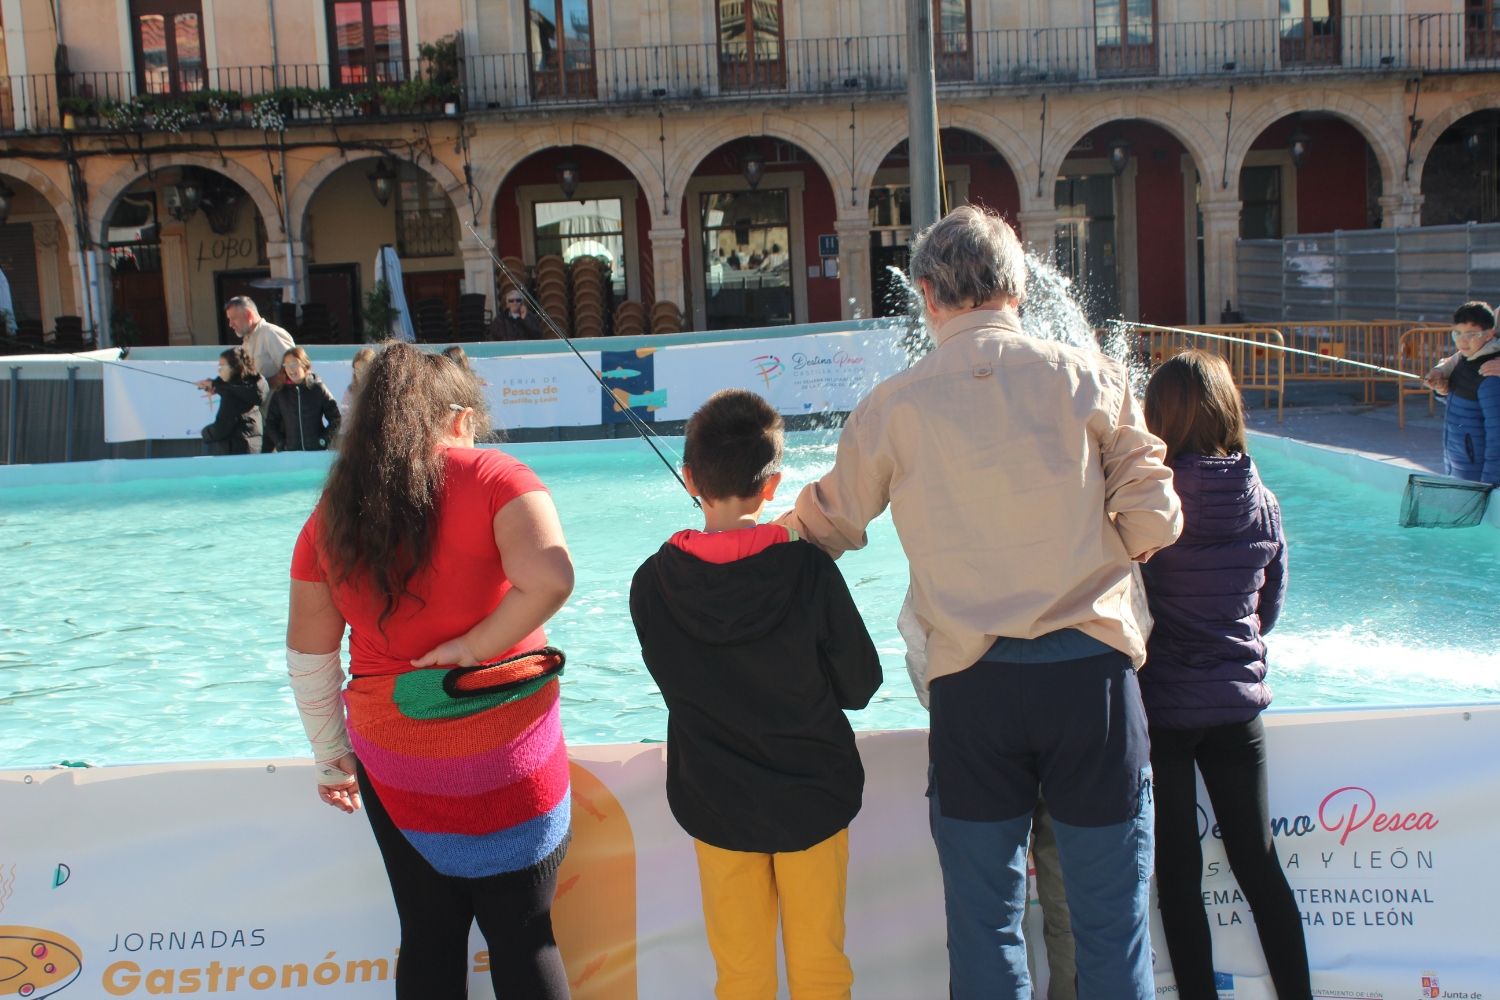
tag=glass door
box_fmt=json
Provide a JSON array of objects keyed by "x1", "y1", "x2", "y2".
[{"x1": 701, "y1": 189, "x2": 793, "y2": 329}]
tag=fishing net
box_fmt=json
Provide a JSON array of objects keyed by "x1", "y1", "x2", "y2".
[{"x1": 1399, "y1": 474, "x2": 1494, "y2": 529}]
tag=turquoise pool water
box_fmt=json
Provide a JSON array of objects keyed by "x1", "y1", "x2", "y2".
[{"x1": 2, "y1": 434, "x2": 1497, "y2": 768}]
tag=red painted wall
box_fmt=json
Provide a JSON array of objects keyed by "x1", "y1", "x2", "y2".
[
  {"x1": 872, "y1": 129, "x2": 1022, "y2": 231},
  {"x1": 1249, "y1": 116, "x2": 1373, "y2": 234},
  {"x1": 1064, "y1": 121, "x2": 1190, "y2": 326},
  {"x1": 493, "y1": 147, "x2": 654, "y2": 307}
]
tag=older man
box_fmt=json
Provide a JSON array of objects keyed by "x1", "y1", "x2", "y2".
[
  {"x1": 780, "y1": 206, "x2": 1181, "y2": 998},
  {"x1": 225, "y1": 296, "x2": 295, "y2": 392}
]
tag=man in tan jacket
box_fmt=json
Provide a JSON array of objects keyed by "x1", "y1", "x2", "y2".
[{"x1": 780, "y1": 206, "x2": 1181, "y2": 999}]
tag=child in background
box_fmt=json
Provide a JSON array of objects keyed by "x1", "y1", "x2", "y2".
[
  {"x1": 342, "y1": 346, "x2": 377, "y2": 412},
  {"x1": 630, "y1": 389, "x2": 882, "y2": 1000},
  {"x1": 1140, "y1": 351, "x2": 1310, "y2": 1000},
  {"x1": 266, "y1": 347, "x2": 341, "y2": 452},
  {"x1": 196, "y1": 346, "x2": 267, "y2": 455}
]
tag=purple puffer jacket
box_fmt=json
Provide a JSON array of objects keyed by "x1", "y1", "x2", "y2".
[{"x1": 1139, "y1": 452, "x2": 1287, "y2": 729}]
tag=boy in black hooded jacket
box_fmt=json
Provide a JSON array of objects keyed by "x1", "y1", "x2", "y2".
[{"x1": 630, "y1": 389, "x2": 881, "y2": 1000}]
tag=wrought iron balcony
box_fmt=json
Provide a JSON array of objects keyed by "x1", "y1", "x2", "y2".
[{"x1": 0, "y1": 14, "x2": 1494, "y2": 134}]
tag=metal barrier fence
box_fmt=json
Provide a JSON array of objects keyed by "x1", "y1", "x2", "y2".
[
  {"x1": 1397, "y1": 326, "x2": 1456, "y2": 428},
  {"x1": 1124, "y1": 325, "x2": 1287, "y2": 422},
  {"x1": 1238, "y1": 224, "x2": 1500, "y2": 326}
]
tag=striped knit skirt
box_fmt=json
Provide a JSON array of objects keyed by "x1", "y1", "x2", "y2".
[{"x1": 343, "y1": 649, "x2": 571, "y2": 879}]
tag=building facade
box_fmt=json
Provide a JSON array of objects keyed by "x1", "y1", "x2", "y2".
[{"x1": 0, "y1": 0, "x2": 1497, "y2": 345}]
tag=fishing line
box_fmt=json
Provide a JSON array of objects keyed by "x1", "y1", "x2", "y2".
[
  {"x1": 462, "y1": 220, "x2": 698, "y2": 505},
  {"x1": 0, "y1": 335, "x2": 210, "y2": 388},
  {"x1": 1117, "y1": 321, "x2": 1431, "y2": 382}
]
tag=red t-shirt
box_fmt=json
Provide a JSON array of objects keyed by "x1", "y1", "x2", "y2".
[{"x1": 291, "y1": 447, "x2": 549, "y2": 676}]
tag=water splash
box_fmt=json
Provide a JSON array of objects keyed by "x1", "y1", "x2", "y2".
[{"x1": 887, "y1": 253, "x2": 1151, "y2": 394}]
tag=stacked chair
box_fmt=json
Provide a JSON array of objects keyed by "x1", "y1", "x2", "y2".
[
  {"x1": 613, "y1": 300, "x2": 647, "y2": 338},
  {"x1": 570, "y1": 256, "x2": 607, "y2": 338},
  {"x1": 455, "y1": 294, "x2": 488, "y2": 341},
  {"x1": 413, "y1": 298, "x2": 452, "y2": 344},
  {"x1": 651, "y1": 300, "x2": 684, "y2": 335},
  {"x1": 497, "y1": 256, "x2": 528, "y2": 301},
  {"x1": 299, "y1": 302, "x2": 336, "y2": 344},
  {"x1": 50, "y1": 315, "x2": 92, "y2": 351},
  {"x1": 15, "y1": 318, "x2": 44, "y2": 349},
  {"x1": 535, "y1": 255, "x2": 570, "y2": 336}
]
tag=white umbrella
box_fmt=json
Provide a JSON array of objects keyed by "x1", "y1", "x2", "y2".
[
  {"x1": 373, "y1": 246, "x2": 415, "y2": 343},
  {"x1": 0, "y1": 266, "x2": 14, "y2": 334}
]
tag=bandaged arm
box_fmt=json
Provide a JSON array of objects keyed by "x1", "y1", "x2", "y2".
[{"x1": 286, "y1": 647, "x2": 354, "y2": 786}]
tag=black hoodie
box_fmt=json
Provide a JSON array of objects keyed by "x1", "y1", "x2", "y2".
[
  {"x1": 201, "y1": 374, "x2": 268, "y2": 455},
  {"x1": 266, "y1": 374, "x2": 342, "y2": 452},
  {"x1": 629, "y1": 535, "x2": 882, "y2": 853}
]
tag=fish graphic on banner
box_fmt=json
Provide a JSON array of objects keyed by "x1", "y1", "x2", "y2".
[{"x1": 601, "y1": 349, "x2": 663, "y2": 425}]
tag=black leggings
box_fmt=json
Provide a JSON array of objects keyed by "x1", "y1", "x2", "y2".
[
  {"x1": 1150, "y1": 716, "x2": 1311, "y2": 1000},
  {"x1": 357, "y1": 767, "x2": 571, "y2": 1000}
]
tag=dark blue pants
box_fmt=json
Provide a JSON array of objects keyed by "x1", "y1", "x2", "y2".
[{"x1": 928, "y1": 650, "x2": 1154, "y2": 1000}]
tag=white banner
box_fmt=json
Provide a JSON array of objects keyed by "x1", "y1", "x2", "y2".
[
  {"x1": 1, "y1": 710, "x2": 1495, "y2": 999},
  {"x1": 101, "y1": 363, "x2": 354, "y2": 444},
  {"x1": 100, "y1": 331, "x2": 911, "y2": 442}
]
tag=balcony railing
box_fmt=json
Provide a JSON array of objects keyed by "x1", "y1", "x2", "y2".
[{"x1": 0, "y1": 14, "x2": 1496, "y2": 134}]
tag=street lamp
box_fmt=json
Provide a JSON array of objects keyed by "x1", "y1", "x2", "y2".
[
  {"x1": 367, "y1": 159, "x2": 397, "y2": 207},
  {"x1": 741, "y1": 149, "x2": 767, "y2": 190},
  {"x1": 169, "y1": 171, "x2": 203, "y2": 221},
  {"x1": 1288, "y1": 127, "x2": 1312, "y2": 170},
  {"x1": 1107, "y1": 138, "x2": 1131, "y2": 176},
  {"x1": 556, "y1": 160, "x2": 581, "y2": 199},
  {"x1": 1464, "y1": 128, "x2": 1485, "y2": 159}
]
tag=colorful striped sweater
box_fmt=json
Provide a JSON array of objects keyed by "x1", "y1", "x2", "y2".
[{"x1": 343, "y1": 648, "x2": 571, "y2": 878}]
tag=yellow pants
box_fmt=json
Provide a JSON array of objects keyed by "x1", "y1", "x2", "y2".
[{"x1": 693, "y1": 828, "x2": 853, "y2": 1000}]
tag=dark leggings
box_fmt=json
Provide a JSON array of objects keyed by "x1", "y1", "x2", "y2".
[
  {"x1": 357, "y1": 767, "x2": 571, "y2": 1000},
  {"x1": 1150, "y1": 716, "x2": 1311, "y2": 1000}
]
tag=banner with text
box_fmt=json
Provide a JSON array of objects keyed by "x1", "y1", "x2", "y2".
[
  {"x1": 100, "y1": 331, "x2": 910, "y2": 442},
  {"x1": 1, "y1": 709, "x2": 1495, "y2": 999}
]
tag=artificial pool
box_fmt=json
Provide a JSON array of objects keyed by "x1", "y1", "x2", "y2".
[{"x1": 2, "y1": 432, "x2": 1497, "y2": 769}]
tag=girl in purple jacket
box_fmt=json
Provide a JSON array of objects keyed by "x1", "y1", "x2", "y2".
[{"x1": 1141, "y1": 351, "x2": 1311, "y2": 1000}]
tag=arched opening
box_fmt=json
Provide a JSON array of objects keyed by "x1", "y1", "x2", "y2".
[
  {"x1": 101, "y1": 168, "x2": 267, "y2": 347},
  {"x1": 1057, "y1": 119, "x2": 1202, "y2": 325},
  {"x1": 1239, "y1": 113, "x2": 1382, "y2": 239},
  {"x1": 1420, "y1": 109, "x2": 1500, "y2": 226},
  {"x1": 866, "y1": 128, "x2": 1022, "y2": 318},
  {"x1": 492, "y1": 146, "x2": 654, "y2": 337},
  {"x1": 0, "y1": 175, "x2": 77, "y2": 345},
  {"x1": 302, "y1": 157, "x2": 462, "y2": 342},
  {"x1": 681, "y1": 136, "x2": 839, "y2": 331}
]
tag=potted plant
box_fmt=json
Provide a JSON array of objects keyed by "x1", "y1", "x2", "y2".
[
  {"x1": 362, "y1": 279, "x2": 401, "y2": 342},
  {"x1": 58, "y1": 95, "x2": 97, "y2": 130}
]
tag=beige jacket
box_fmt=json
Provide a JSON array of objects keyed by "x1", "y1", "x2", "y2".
[
  {"x1": 243, "y1": 318, "x2": 295, "y2": 384},
  {"x1": 780, "y1": 308, "x2": 1182, "y2": 691}
]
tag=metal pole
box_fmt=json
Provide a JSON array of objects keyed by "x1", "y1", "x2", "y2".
[
  {"x1": 906, "y1": 0, "x2": 941, "y2": 233},
  {"x1": 7, "y1": 366, "x2": 19, "y2": 464},
  {"x1": 64, "y1": 365, "x2": 78, "y2": 462}
]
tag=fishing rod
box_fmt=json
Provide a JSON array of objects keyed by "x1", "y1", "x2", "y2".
[
  {"x1": 1117, "y1": 321, "x2": 1431, "y2": 382},
  {"x1": 0, "y1": 335, "x2": 209, "y2": 388},
  {"x1": 461, "y1": 219, "x2": 697, "y2": 505}
]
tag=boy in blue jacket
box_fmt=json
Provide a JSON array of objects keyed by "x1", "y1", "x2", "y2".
[
  {"x1": 1434, "y1": 301, "x2": 1500, "y2": 485},
  {"x1": 630, "y1": 389, "x2": 882, "y2": 1000}
]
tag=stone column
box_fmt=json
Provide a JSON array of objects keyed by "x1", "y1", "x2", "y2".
[
  {"x1": 834, "y1": 216, "x2": 873, "y2": 320},
  {"x1": 266, "y1": 238, "x2": 309, "y2": 305},
  {"x1": 461, "y1": 232, "x2": 499, "y2": 314},
  {"x1": 649, "y1": 226, "x2": 687, "y2": 317},
  {"x1": 158, "y1": 220, "x2": 195, "y2": 345},
  {"x1": 1379, "y1": 192, "x2": 1424, "y2": 230},
  {"x1": 1016, "y1": 206, "x2": 1061, "y2": 263},
  {"x1": 1200, "y1": 199, "x2": 1243, "y2": 323}
]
